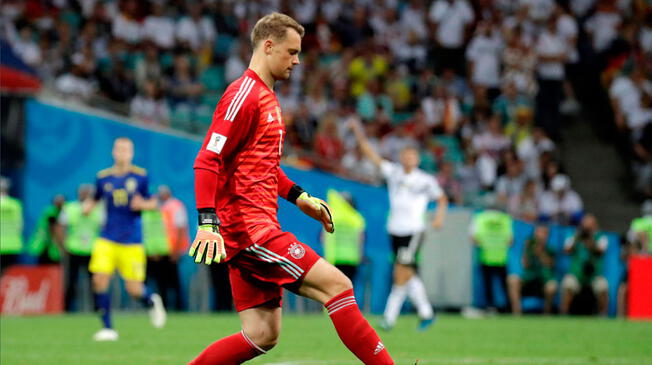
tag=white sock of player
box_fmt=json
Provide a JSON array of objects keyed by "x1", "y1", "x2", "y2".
[
  {"x1": 383, "y1": 284, "x2": 408, "y2": 326},
  {"x1": 407, "y1": 276, "x2": 434, "y2": 319}
]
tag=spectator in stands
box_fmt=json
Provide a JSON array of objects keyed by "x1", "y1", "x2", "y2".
[
  {"x1": 437, "y1": 161, "x2": 463, "y2": 205},
  {"x1": 421, "y1": 84, "x2": 462, "y2": 134},
  {"x1": 508, "y1": 225, "x2": 557, "y2": 315},
  {"x1": 429, "y1": 0, "x2": 475, "y2": 75},
  {"x1": 12, "y1": 24, "x2": 41, "y2": 67},
  {"x1": 314, "y1": 113, "x2": 345, "y2": 173},
  {"x1": 59, "y1": 184, "x2": 102, "y2": 312},
  {"x1": 175, "y1": 2, "x2": 215, "y2": 53},
  {"x1": 609, "y1": 68, "x2": 652, "y2": 133},
  {"x1": 517, "y1": 127, "x2": 556, "y2": 181},
  {"x1": 458, "y1": 152, "x2": 482, "y2": 205},
  {"x1": 134, "y1": 41, "x2": 162, "y2": 90},
  {"x1": 225, "y1": 42, "x2": 250, "y2": 84},
  {"x1": 471, "y1": 204, "x2": 514, "y2": 312},
  {"x1": 342, "y1": 145, "x2": 382, "y2": 185},
  {"x1": 357, "y1": 78, "x2": 393, "y2": 123},
  {"x1": 501, "y1": 25, "x2": 537, "y2": 97},
  {"x1": 560, "y1": 214, "x2": 610, "y2": 316},
  {"x1": 584, "y1": 1, "x2": 622, "y2": 56},
  {"x1": 112, "y1": 0, "x2": 141, "y2": 45},
  {"x1": 508, "y1": 179, "x2": 540, "y2": 223},
  {"x1": 465, "y1": 21, "x2": 503, "y2": 101},
  {"x1": 495, "y1": 159, "x2": 527, "y2": 209},
  {"x1": 535, "y1": 15, "x2": 568, "y2": 140},
  {"x1": 633, "y1": 123, "x2": 652, "y2": 198},
  {"x1": 505, "y1": 106, "x2": 535, "y2": 148},
  {"x1": 55, "y1": 60, "x2": 95, "y2": 101},
  {"x1": 492, "y1": 82, "x2": 531, "y2": 126},
  {"x1": 130, "y1": 79, "x2": 169, "y2": 127},
  {"x1": 141, "y1": 0, "x2": 176, "y2": 50},
  {"x1": 99, "y1": 58, "x2": 137, "y2": 103},
  {"x1": 539, "y1": 174, "x2": 584, "y2": 225},
  {"x1": 168, "y1": 54, "x2": 203, "y2": 109},
  {"x1": 0, "y1": 177, "x2": 23, "y2": 275}
]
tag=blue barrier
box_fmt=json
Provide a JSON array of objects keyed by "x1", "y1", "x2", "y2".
[{"x1": 24, "y1": 100, "x2": 623, "y2": 315}]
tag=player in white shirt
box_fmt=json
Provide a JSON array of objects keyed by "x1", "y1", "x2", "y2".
[{"x1": 351, "y1": 121, "x2": 448, "y2": 331}]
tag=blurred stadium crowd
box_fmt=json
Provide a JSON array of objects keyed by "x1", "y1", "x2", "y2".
[
  {"x1": 3, "y1": 0, "x2": 652, "y2": 214},
  {"x1": 1, "y1": 0, "x2": 652, "y2": 316}
]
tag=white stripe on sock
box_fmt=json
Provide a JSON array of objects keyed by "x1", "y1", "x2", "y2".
[
  {"x1": 241, "y1": 330, "x2": 267, "y2": 354},
  {"x1": 328, "y1": 301, "x2": 357, "y2": 315},
  {"x1": 327, "y1": 298, "x2": 357, "y2": 314},
  {"x1": 326, "y1": 296, "x2": 355, "y2": 311}
]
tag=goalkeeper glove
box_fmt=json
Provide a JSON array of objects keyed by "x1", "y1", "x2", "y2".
[
  {"x1": 296, "y1": 191, "x2": 335, "y2": 233},
  {"x1": 189, "y1": 209, "x2": 226, "y2": 264}
]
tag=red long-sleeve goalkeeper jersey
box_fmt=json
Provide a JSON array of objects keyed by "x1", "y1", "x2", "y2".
[{"x1": 194, "y1": 69, "x2": 296, "y2": 259}]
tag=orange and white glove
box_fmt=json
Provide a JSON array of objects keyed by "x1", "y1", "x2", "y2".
[
  {"x1": 189, "y1": 210, "x2": 226, "y2": 264},
  {"x1": 296, "y1": 192, "x2": 335, "y2": 233}
]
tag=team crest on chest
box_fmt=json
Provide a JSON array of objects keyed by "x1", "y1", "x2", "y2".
[
  {"x1": 288, "y1": 242, "x2": 305, "y2": 259},
  {"x1": 125, "y1": 178, "x2": 138, "y2": 193}
]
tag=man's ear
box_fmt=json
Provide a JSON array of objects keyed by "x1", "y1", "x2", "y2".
[{"x1": 264, "y1": 39, "x2": 273, "y2": 55}]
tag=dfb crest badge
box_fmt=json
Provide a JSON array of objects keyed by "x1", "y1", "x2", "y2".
[{"x1": 288, "y1": 242, "x2": 305, "y2": 260}]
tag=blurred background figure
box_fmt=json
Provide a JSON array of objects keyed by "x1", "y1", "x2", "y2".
[
  {"x1": 143, "y1": 185, "x2": 187, "y2": 311},
  {"x1": 58, "y1": 184, "x2": 103, "y2": 312},
  {"x1": 507, "y1": 225, "x2": 558, "y2": 315},
  {"x1": 560, "y1": 214, "x2": 609, "y2": 316},
  {"x1": 322, "y1": 190, "x2": 365, "y2": 281},
  {"x1": 27, "y1": 195, "x2": 65, "y2": 265},
  {"x1": 0, "y1": 177, "x2": 23, "y2": 275},
  {"x1": 471, "y1": 203, "x2": 514, "y2": 313},
  {"x1": 627, "y1": 200, "x2": 652, "y2": 255}
]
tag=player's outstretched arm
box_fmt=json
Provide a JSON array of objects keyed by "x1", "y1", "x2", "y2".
[
  {"x1": 431, "y1": 194, "x2": 448, "y2": 229},
  {"x1": 349, "y1": 119, "x2": 383, "y2": 167}
]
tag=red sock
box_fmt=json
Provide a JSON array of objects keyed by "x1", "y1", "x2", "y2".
[
  {"x1": 325, "y1": 289, "x2": 394, "y2": 365},
  {"x1": 189, "y1": 331, "x2": 264, "y2": 365}
]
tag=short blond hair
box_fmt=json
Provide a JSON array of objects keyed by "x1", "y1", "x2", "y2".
[{"x1": 251, "y1": 12, "x2": 304, "y2": 49}]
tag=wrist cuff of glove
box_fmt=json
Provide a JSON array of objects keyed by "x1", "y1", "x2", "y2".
[
  {"x1": 198, "y1": 208, "x2": 221, "y2": 227},
  {"x1": 287, "y1": 184, "x2": 306, "y2": 205}
]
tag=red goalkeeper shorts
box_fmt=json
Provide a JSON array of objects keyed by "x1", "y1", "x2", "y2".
[{"x1": 228, "y1": 230, "x2": 321, "y2": 312}]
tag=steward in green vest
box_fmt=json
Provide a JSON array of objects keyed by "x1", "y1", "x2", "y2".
[
  {"x1": 471, "y1": 210, "x2": 513, "y2": 267},
  {"x1": 323, "y1": 190, "x2": 365, "y2": 280},
  {"x1": 471, "y1": 209, "x2": 513, "y2": 310},
  {"x1": 60, "y1": 184, "x2": 102, "y2": 311},
  {"x1": 27, "y1": 195, "x2": 65, "y2": 264},
  {"x1": 143, "y1": 209, "x2": 169, "y2": 257},
  {"x1": 1, "y1": 177, "x2": 23, "y2": 272}
]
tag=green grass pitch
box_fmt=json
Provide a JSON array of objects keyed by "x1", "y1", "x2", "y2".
[{"x1": 1, "y1": 313, "x2": 651, "y2": 364}]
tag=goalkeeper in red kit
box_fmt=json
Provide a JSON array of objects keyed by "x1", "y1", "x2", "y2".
[{"x1": 188, "y1": 12, "x2": 393, "y2": 365}]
